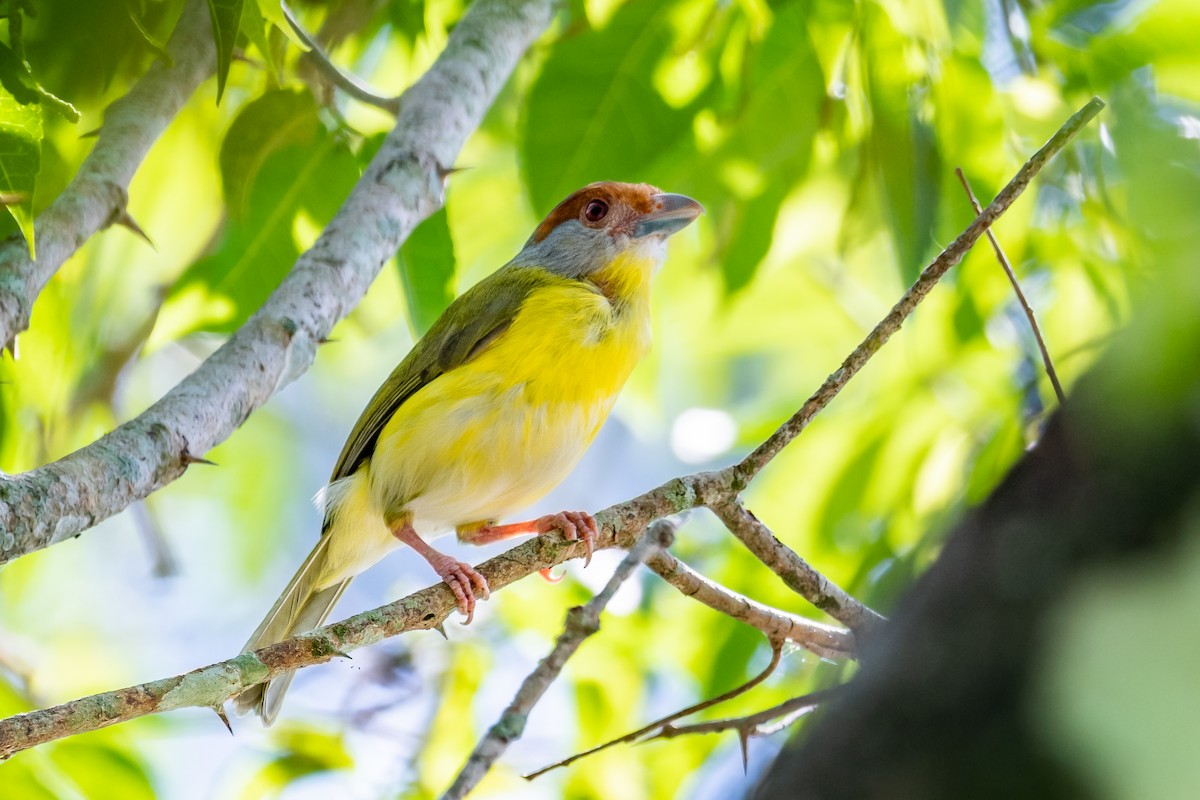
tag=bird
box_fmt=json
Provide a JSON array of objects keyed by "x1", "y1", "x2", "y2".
[{"x1": 233, "y1": 181, "x2": 703, "y2": 724}]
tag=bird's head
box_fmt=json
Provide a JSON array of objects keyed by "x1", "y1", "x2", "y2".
[{"x1": 512, "y1": 181, "x2": 703, "y2": 279}]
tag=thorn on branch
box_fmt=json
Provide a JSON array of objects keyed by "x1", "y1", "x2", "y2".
[
  {"x1": 182, "y1": 451, "x2": 216, "y2": 467},
  {"x1": 113, "y1": 210, "x2": 155, "y2": 249},
  {"x1": 211, "y1": 705, "x2": 233, "y2": 736}
]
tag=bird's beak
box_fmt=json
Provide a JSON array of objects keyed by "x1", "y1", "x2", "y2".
[{"x1": 633, "y1": 193, "x2": 704, "y2": 238}]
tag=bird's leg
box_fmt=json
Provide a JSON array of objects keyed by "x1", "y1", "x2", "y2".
[
  {"x1": 464, "y1": 511, "x2": 598, "y2": 573},
  {"x1": 391, "y1": 521, "x2": 490, "y2": 624}
]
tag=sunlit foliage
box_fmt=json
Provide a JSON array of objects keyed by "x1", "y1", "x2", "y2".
[{"x1": 0, "y1": 0, "x2": 1194, "y2": 797}]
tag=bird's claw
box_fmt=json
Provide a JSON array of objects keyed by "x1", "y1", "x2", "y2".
[
  {"x1": 536, "y1": 510, "x2": 597, "y2": 567},
  {"x1": 430, "y1": 555, "x2": 490, "y2": 624}
]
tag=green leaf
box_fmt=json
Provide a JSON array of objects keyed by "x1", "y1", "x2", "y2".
[
  {"x1": 397, "y1": 206, "x2": 456, "y2": 337},
  {"x1": 170, "y1": 132, "x2": 359, "y2": 334},
  {"x1": 690, "y1": 1, "x2": 824, "y2": 292},
  {"x1": 219, "y1": 88, "x2": 320, "y2": 220},
  {"x1": 256, "y1": 0, "x2": 310, "y2": 50},
  {"x1": 206, "y1": 0, "x2": 246, "y2": 103},
  {"x1": 239, "y1": 0, "x2": 277, "y2": 81},
  {"x1": 0, "y1": 88, "x2": 41, "y2": 259},
  {"x1": 0, "y1": 40, "x2": 79, "y2": 123},
  {"x1": 49, "y1": 741, "x2": 156, "y2": 800},
  {"x1": 520, "y1": 0, "x2": 693, "y2": 213},
  {"x1": 863, "y1": 2, "x2": 943, "y2": 282}
]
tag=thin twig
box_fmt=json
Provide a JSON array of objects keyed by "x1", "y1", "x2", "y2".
[
  {"x1": 954, "y1": 167, "x2": 1066, "y2": 404},
  {"x1": 441, "y1": 520, "x2": 675, "y2": 800},
  {"x1": 282, "y1": 0, "x2": 401, "y2": 114},
  {"x1": 711, "y1": 500, "x2": 886, "y2": 636},
  {"x1": 525, "y1": 639, "x2": 783, "y2": 780},
  {"x1": 735, "y1": 97, "x2": 1104, "y2": 482},
  {"x1": 653, "y1": 688, "x2": 835, "y2": 771}
]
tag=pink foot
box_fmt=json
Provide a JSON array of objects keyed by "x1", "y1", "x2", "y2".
[
  {"x1": 536, "y1": 510, "x2": 598, "y2": 567},
  {"x1": 428, "y1": 553, "x2": 490, "y2": 625}
]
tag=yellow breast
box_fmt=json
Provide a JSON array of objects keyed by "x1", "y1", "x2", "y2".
[{"x1": 370, "y1": 252, "x2": 654, "y2": 528}]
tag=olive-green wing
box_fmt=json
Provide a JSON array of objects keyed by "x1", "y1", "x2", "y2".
[{"x1": 327, "y1": 265, "x2": 553, "y2": 483}]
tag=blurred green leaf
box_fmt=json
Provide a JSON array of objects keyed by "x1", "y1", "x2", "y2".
[
  {"x1": 239, "y1": 0, "x2": 276, "y2": 81},
  {"x1": 686, "y1": 0, "x2": 824, "y2": 291},
  {"x1": 520, "y1": 0, "x2": 693, "y2": 213},
  {"x1": 0, "y1": 87, "x2": 41, "y2": 259},
  {"x1": 206, "y1": 0, "x2": 245, "y2": 103},
  {"x1": 172, "y1": 120, "x2": 358, "y2": 333},
  {"x1": 256, "y1": 0, "x2": 308, "y2": 50},
  {"x1": 219, "y1": 88, "x2": 320, "y2": 220},
  {"x1": 862, "y1": 1, "x2": 942, "y2": 282},
  {"x1": 236, "y1": 724, "x2": 352, "y2": 799},
  {"x1": 397, "y1": 206, "x2": 456, "y2": 337},
  {"x1": 49, "y1": 741, "x2": 157, "y2": 800}
]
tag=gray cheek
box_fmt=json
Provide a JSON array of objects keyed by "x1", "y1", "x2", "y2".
[{"x1": 510, "y1": 222, "x2": 617, "y2": 278}]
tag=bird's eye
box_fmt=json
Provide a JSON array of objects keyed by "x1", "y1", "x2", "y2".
[{"x1": 584, "y1": 199, "x2": 609, "y2": 223}]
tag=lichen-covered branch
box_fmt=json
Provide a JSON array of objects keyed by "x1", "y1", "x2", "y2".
[
  {"x1": 0, "y1": 0, "x2": 216, "y2": 351},
  {"x1": 0, "y1": 0, "x2": 557, "y2": 565},
  {"x1": 0, "y1": 476, "x2": 735, "y2": 758}
]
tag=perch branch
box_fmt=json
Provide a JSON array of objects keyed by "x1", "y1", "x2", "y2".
[
  {"x1": 0, "y1": 470, "x2": 849, "y2": 758},
  {"x1": 282, "y1": 0, "x2": 401, "y2": 114},
  {"x1": 735, "y1": 97, "x2": 1104, "y2": 482},
  {"x1": 442, "y1": 520, "x2": 675, "y2": 800},
  {"x1": 0, "y1": 0, "x2": 558, "y2": 565},
  {"x1": 0, "y1": 0, "x2": 216, "y2": 351},
  {"x1": 0, "y1": 95, "x2": 1104, "y2": 762},
  {"x1": 954, "y1": 167, "x2": 1066, "y2": 404}
]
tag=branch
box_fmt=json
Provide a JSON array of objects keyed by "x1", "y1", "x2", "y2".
[
  {"x1": 0, "y1": 469, "x2": 842, "y2": 758},
  {"x1": 442, "y1": 520, "x2": 675, "y2": 800},
  {"x1": 0, "y1": 0, "x2": 216, "y2": 351},
  {"x1": 711, "y1": 500, "x2": 885, "y2": 636},
  {"x1": 526, "y1": 639, "x2": 784, "y2": 779},
  {"x1": 282, "y1": 0, "x2": 401, "y2": 114},
  {"x1": 0, "y1": 477, "x2": 701, "y2": 758},
  {"x1": 643, "y1": 550, "x2": 855, "y2": 660},
  {"x1": 0, "y1": 97, "x2": 1105, "y2": 759},
  {"x1": 954, "y1": 167, "x2": 1066, "y2": 404},
  {"x1": 735, "y1": 97, "x2": 1105, "y2": 483},
  {"x1": 0, "y1": 0, "x2": 558, "y2": 565},
  {"x1": 653, "y1": 688, "x2": 833, "y2": 770}
]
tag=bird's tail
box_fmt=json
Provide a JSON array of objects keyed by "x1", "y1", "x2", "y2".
[{"x1": 232, "y1": 531, "x2": 351, "y2": 725}]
